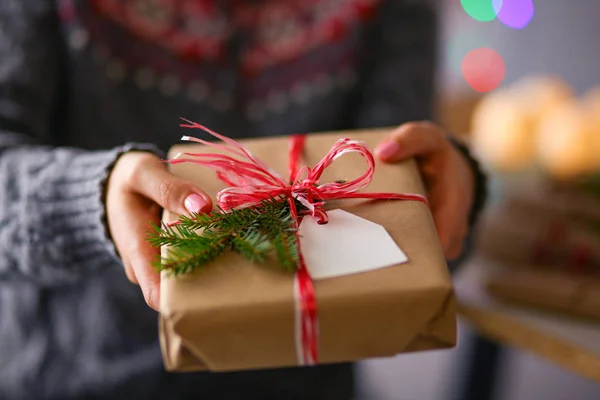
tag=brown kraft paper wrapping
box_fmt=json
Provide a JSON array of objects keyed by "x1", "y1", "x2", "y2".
[
  {"x1": 158, "y1": 128, "x2": 457, "y2": 372},
  {"x1": 487, "y1": 269, "x2": 600, "y2": 322},
  {"x1": 477, "y1": 182, "x2": 600, "y2": 270}
]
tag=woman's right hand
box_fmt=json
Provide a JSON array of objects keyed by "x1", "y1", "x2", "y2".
[{"x1": 106, "y1": 151, "x2": 213, "y2": 311}]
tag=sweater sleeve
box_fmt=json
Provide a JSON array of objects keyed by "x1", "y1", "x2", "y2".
[{"x1": 0, "y1": 0, "x2": 162, "y2": 285}]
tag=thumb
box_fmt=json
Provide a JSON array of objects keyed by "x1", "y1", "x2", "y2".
[
  {"x1": 375, "y1": 122, "x2": 447, "y2": 162},
  {"x1": 132, "y1": 158, "x2": 213, "y2": 216}
]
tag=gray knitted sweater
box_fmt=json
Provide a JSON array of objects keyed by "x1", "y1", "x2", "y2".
[{"x1": 0, "y1": 1, "x2": 468, "y2": 399}]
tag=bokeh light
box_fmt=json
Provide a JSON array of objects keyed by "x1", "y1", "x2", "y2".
[
  {"x1": 496, "y1": 0, "x2": 535, "y2": 29},
  {"x1": 461, "y1": 0, "x2": 500, "y2": 22},
  {"x1": 461, "y1": 47, "x2": 506, "y2": 92}
]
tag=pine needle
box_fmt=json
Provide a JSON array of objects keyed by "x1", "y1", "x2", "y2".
[{"x1": 147, "y1": 196, "x2": 302, "y2": 275}]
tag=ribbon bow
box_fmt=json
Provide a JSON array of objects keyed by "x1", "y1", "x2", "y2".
[{"x1": 168, "y1": 119, "x2": 428, "y2": 365}]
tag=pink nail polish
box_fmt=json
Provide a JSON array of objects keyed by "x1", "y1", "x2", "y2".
[
  {"x1": 184, "y1": 194, "x2": 208, "y2": 213},
  {"x1": 375, "y1": 141, "x2": 400, "y2": 160}
]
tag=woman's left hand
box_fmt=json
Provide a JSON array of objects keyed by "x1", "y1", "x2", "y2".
[{"x1": 375, "y1": 122, "x2": 475, "y2": 260}]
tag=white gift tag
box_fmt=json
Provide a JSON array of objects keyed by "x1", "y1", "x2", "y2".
[{"x1": 298, "y1": 209, "x2": 408, "y2": 280}]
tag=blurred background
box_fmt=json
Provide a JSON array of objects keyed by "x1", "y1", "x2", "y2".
[{"x1": 357, "y1": 1, "x2": 600, "y2": 399}]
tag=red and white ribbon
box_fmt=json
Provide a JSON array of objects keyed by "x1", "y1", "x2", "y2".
[{"x1": 168, "y1": 119, "x2": 428, "y2": 365}]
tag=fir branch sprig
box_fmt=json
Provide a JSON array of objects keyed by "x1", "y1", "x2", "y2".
[{"x1": 148, "y1": 196, "x2": 301, "y2": 276}]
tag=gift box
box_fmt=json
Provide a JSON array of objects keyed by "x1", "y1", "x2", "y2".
[
  {"x1": 477, "y1": 178, "x2": 600, "y2": 321},
  {"x1": 158, "y1": 127, "x2": 456, "y2": 372},
  {"x1": 477, "y1": 181, "x2": 600, "y2": 273},
  {"x1": 487, "y1": 269, "x2": 600, "y2": 322}
]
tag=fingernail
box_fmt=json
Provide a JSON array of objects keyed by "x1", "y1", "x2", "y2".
[
  {"x1": 375, "y1": 140, "x2": 400, "y2": 160},
  {"x1": 184, "y1": 194, "x2": 208, "y2": 213}
]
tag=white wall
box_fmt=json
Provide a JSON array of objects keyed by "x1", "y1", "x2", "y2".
[{"x1": 439, "y1": 0, "x2": 600, "y2": 96}]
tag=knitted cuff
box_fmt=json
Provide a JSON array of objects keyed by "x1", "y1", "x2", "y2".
[
  {"x1": 98, "y1": 143, "x2": 166, "y2": 263},
  {"x1": 448, "y1": 135, "x2": 488, "y2": 226}
]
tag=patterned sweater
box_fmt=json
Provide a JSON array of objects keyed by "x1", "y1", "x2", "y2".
[{"x1": 0, "y1": 1, "x2": 469, "y2": 399}]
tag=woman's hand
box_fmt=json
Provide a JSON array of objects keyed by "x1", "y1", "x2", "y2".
[
  {"x1": 106, "y1": 152, "x2": 212, "y2": 310},
  {"x1": 375, "y1": 122, "x2": 475, "y2": 260}
]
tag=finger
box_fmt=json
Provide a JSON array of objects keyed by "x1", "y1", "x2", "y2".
[
  {"x1": 375, "y1": 122, "x2": 448, "y2": 162},
  {"x1": 123, "y1": 260, "x2": 138, "y2": 284},
  {"x1": 111, "y1": 192, "x2": 162, "y2": 310},
  {"x1": 132, "y1": 245, "x2": 161, "y2": 311},
  {"x1": 123, "y1": 197, "x2": 162, "y2": 310},
  {"x1": 130, "y1": 157, "x2": 213, "y2": 216},
  {"x1": 429, "y1": 176, "x2": 468, "y2": 259},
  {"x1": 445, "y1": 220, "x2": 468, "y2": 261},
  {"x1": 108, "y1": 189, "x2": 141, "y2": 285}
]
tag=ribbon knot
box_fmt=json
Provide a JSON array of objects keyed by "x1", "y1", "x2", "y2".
[{"x1": 170, "y1": 120, "x2": 428, "y2": 366}]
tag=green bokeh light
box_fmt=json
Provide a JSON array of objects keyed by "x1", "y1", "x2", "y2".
[{"x1": 460, "y1": 0, "x2": 501, "y2": 22}]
